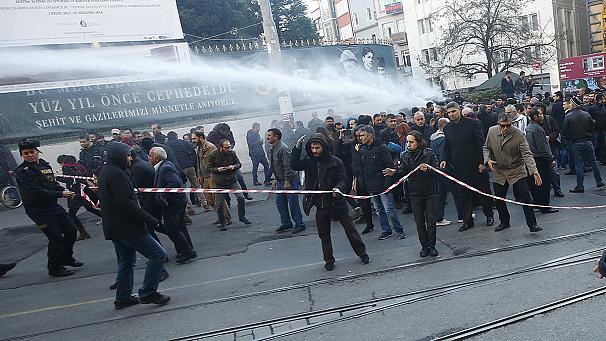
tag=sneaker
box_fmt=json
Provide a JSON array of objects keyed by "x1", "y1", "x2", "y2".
[
  {"x1": 529, "y1": 225, "x2": 543, "y2": 233},
  {"x1": 436, "y1": 219, "x2": 451, "y2": 226},
  {"x1": 419, "y1": 248, "x2": 429, "y2": 257},
  {"x1": 361, "y1": 226, "x2": 374, "y2": 234},
  {"x1": 378, "y1": 231, "x2": 393, "y2": 240},
  {"x1": 176, "y1": 251, "x2": 197, "y2": 264},
  {"x1": 239, "y1": 217, "x2": 252, "y2": 225},
  {"x1": 114, "y1": 296, "x2": 139, "y2": 310},
  {"x1": 110, "y1": 282, "x2": 117, "y2": 290},
  {"x1": 324, "y1": 262, "x2": 335, "y2": 271},
  {"x1": 598, "y1": 182, "x2": 605, "y2": 188},
  {"x1": 397, "y1": 232, "x2": 407, "y2": 239},
  {"x1": 457, "y1": 219, "x2": 464, "y2": 223},
  {"x1": 184, "y1": 216, "x2": 193, "y2": 225},
  {"x1": 429, "y1": 247, "x2": 439, "y2": 257},
  {"x1": 360, "y1": 254, "x2": 370, "y2": 264},
  {"x1": 65, "y1": 259, "x2": 84, "y2": 268},
  {"x1": 49, "y1": 267, "x2": 74, "y2": 277},
  {"x1": 569, "y1": 186, "x2": 584, "y2": 193},
  {"x1": 139, "y1": 292, "x2": 171, "y2": 305}
]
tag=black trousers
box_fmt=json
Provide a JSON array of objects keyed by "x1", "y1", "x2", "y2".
[
  {"x1": 316, "y1": 207, "x2": 366, "y2": 264},
  {"x1": 459, "y1": 173, "x2": 493, "y2": 225},
  {"x1": 492, "y1": 177, "x2": 537, "y2": 228},
  {"x1": 162, "y1": 201, "x2": 194, "y2": 255},
  {"x1": 411, "y1": 197, "x2": 437, "y2": 248},
  {"x1": 530, "y1": 157, "x2": 552, "y2": 209},
  {"x1": 358, "y1": 186, "x2": 374, "y2": 228},
  {"x1": 28, "y1": 207, "x2": 77, "y2": 270}
]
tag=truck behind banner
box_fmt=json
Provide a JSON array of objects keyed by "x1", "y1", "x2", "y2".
[
  {"x1": 0, "y1": 44, "x2": 396, "y2": 142},
  {"x1": 559, "y1": 52, "x2": 606, "y2": 93}
]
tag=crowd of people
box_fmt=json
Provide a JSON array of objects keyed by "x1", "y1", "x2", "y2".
[{"x1": 4, "y1": 83, "x2": 606, "y2": 306}]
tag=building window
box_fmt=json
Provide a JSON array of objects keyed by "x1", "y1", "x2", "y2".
[
  {"x1": 353, "y1": 13, "x2": 359, "y2": 26},
  {"x1": 427, "y1": 18, "x2": 433, "y2": 32},
  {"x1": 371, "y1": 34, "x2": 377, "y2": 43},
  {"x1": 367, "y1": 8, "x2": 372, "y2": 20},
  {"x1": 402, "y1": 52, "x2": 411, "y2": 67},
  {"x1": 422, "y1": 49, "x2": 430, "y2": 64},
  {"x1": 396, "y1": 19, "x2": 405, "y2": 33},
  {"x1": 430, "y1": 47, "x2": 438, "y2": 61},
  {"x1": 418, "y1": 19, "x2": 425, "y2": 34},
  {"x1": 530, "y1": 13, "x2": 539, "y2": 31}
]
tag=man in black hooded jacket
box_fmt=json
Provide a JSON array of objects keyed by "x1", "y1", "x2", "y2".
[
  {"x1": 97, "y1": 141, "x2": 170, "y2": 309},
  {"x1": 291, "y1": 133, "x2": 369, "y2": 271}
]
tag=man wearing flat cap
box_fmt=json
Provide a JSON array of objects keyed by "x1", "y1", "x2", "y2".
[{"x1": 14, "y1": 139, "x2": 84, "y2": 277}]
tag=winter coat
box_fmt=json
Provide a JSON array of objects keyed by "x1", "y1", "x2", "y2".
[
  {"x1": 354, "y1": 139, "x2": 394, "y2": 193},
  {"x1": 526, "y1": 122, "x2": 554, "y2": 161},
  {"x1": 207, "y1": 149, "x2": 242, "y2": 188},
  {"x1": 207, "y1": 123, "x2": 235, "y2": 148},
  {"x1": 246, "y1": 129, "x2": 266, "y2": 159},
  {"x1": 154, "y1": 160, "x2": 187, "y2": 205},
  {"x1": 97, "y1": 142, "x2": 158, "y2": 240},
  {"x1": 443, "y1": 117, "x2": 485, "y2": 183},
  {"x1": 0, "y1": 144, "x2": 17, "y2": 186},
  {"x1": 269, "y1": 141, "x2": 297, "y2": 182},
  {"x1": 551, "y1": 100, "x2": 565, "y2": 130},
  {"x1": 291, "y1": 133, "x2": 348, "y2": 215},
  {"x1": 15, "y1": 158, "x2": 65, "y2": 213},
  {"x1": 195, "y1": 140, "x2": 217, "y2": 179},
  {"x1": 165, "y1": 137, "x2": 196, "y2": 169},
  {"x1": 511, "y1": 114, "x2": 528, "y2": 134},
  {"x1": 483, "y1": 125, "x2": 538, "y2": 186},
  {"x1": 79, "y1": 144, "x2": 105, "y2": 176},
  {"x1": 397, "y1": 148, "x2": 439, "y2": 199},
  {"x1": 411, "y1": 124, "x2": 434, "y2": 143},
  {"x1": 501, "y1": 77, "x2": 515, "y2": 97},
  {"x1": 129, "y1": 158, "x2": 157, "y2": 209}
]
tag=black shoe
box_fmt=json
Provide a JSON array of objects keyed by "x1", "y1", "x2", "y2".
[
  {"x1": 361, "y1": 226, "x2": 374, "y2": 234},
  {"x1": 253, "y1": 182, "x2": 262, "y2": 186},
  {"x1": 458, "y1": 222, "x2": 474, "y2": 232},
  {"x1": 598, "y1": 182, "x2": 605, "y2": 188},
  {"x1": 420, "y1": 248, "x2": 429, "y2": 257},
  {"x1": 219, "y1": 224, "x2": 228, "y2": 231},
  {"x1": 378, "y1": 231, "x2": 393, "y2": 240},
  {"x1": 554, "y1": 191, "x2": 565, "y2": 198},
  {"x1": 494, "y1": 222, "x2": 511, "y2": 232},
  {"x1": 275, "y1": 225, "x2": 294, "y2": 233},
  {"x1": 239, "y1": 217, "x2": 252, "y2": 225},
  {"x1": 360, "y1": 254, "x2": 370, "y2": 264},
  {"x1": 65, "y1": 260, "x2": 84, "y2": 268},
  {"x1": 244, "y1": 195, "x2": 253, "y2": 200},
  {"x1": 584, "y1": 168, "x2": 592, "y2": 173},
  {"x1": 49, "y1": 267, "x2": 74, "y2": 277},
  {"x1": 159, "y1": 270, "x2": 169, "y2": 283},
  {"x1": 564, "y1": 171, "x2": 576, "y2": 175},
  {"x1": 110, "y1": 282, "x2": 117, "y2": 290},
  {"x1": 569, "y1": 186, "x2": 584, "y2": 193},
  {"x1": 402, "y1": 206, "x2": 413, "y2": 214},
  {"x1": 176, "y1": 251, "x2": 197, "y2": 265},
  {"x1": 541, "y1": 208, "x2": 559, "y2": 214},
  {"x1": 429, "y1": 247, "x2": 439, "y2": 257},
  {"x1": 486, "y1": 216, "x2": 494, "y2": 226},
  {"x1": 139, "y1": 292, "x2": 171, "y2": 305},
  {"x1": 529, "y1": 225, "x2": 543, "y2": 233},
  {"x1": 114, "y1": 295, "x2": 140, "y2": 310},
  {"x1": 324, "y1": 262, "x2": 335, "y2": 271},
  {"x1": 0, "y1": 263, "x2": 16, "y2": 277},
  {"x1": 292, "y1": 226, "x2": 305, "y2": 234},
  {"x1": 397, "y1": 232, "x2": 407, "y2": 240}
]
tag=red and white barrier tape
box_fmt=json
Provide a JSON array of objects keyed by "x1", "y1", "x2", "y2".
[
  {"x1": 136, "y1": 166, "x2": 422, "y2": 200},
  {"x1": 58, "y1": 166, "x2": 606, "y2": 210},
  {"x1": 56, "y1": 173, "x2": 95, "y2": 181},
  {"x1": 427, "y1": 165, "x2": 606, "y2": 210}
]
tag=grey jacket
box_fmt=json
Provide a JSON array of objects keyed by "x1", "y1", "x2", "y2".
[
  {"x1": 525, "y1": 122, "x2": 554, "y2": 161},
  {"x1": 270, "y1": 141, "x2": 297, "y2": 182}
]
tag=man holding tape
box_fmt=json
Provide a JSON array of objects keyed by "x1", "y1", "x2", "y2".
[{"x1": 484, "y1": 113, "x2": 543, "y2": 233}]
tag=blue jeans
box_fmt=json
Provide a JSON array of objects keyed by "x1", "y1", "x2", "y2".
[
  {"x1": 251, "y1": 155, "x2": 271, "y2": 184},
  {"x1": 572, "y1": 141, "x2": 603, "y2": 187},
  {"x1": 112, "y1": 233, "x2": 166, "y2": 301},
  {"x1": 276, "y1": 179, "x2": 305, "y2": 228},
  {"x1": 371, "y1": 192, "x2": 404, "y2": 233}
]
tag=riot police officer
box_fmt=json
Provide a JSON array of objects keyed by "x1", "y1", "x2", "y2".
[{"x1": 14, "y1": 139, "x2": 84, "y2": 277}]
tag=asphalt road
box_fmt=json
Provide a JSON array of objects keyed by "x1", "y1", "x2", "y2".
[{"x1": 1, "y1": 170, "x2": 606, "y2": 341}]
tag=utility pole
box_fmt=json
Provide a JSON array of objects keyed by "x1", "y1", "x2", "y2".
[{"x1": 258, "y1": 0, "x2": 294, "y2": 122}]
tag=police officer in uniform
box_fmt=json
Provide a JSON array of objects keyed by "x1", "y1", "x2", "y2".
[{"x1": 14, "y1": 139, "x2": 84, "y2": 277}]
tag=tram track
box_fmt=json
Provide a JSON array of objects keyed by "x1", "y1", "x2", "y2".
[
  {"x1": 1, "y1": 229, "x2": 604, "y2": 341},
  {"x1": 171, "y1": 248, "x2": 603, "y2": 340}
]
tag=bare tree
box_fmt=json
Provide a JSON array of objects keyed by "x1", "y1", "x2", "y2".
[{"x1": 420, "y1": 0, "x2": 557, "y2": 80}]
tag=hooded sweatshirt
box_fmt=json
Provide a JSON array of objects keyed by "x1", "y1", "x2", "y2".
[{"x1": 97, "y1": 141, "x2": 158, "y2": 240}]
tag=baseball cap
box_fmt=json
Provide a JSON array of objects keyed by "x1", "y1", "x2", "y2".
[{"x1": 111, "y1": 128, "x2": 120, "y2": 135}]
